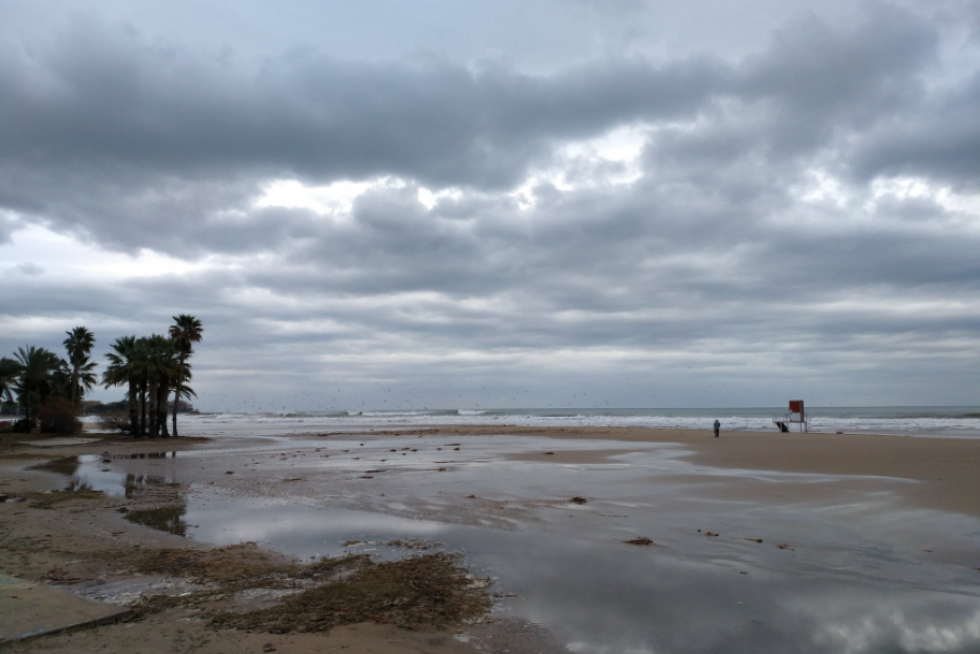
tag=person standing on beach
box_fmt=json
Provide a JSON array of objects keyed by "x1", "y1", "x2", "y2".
[{"x1": 713, "y1": 419, "x2": 721, "y2": 438}]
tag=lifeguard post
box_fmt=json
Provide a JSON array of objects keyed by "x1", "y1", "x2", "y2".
[
  {"x1": 774, "y1": 400, "x2": 808, "y2": 432},
  {"x1": 788, "y1": 400, "x2": 807, "y2": 432}
]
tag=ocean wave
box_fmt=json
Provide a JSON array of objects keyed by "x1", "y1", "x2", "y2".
[{"x1": 172, "y1": 407, "x2": 980, "y2": 438}]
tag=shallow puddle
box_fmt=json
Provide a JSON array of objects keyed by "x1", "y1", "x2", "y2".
[
  {"x1": 44, "y1": 435, "x2": 980, "y2": 653},
  {"x1": 124, "y1": 504, "x2": 188, "y2": 536}
]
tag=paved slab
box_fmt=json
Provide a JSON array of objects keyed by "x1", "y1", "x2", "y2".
[{"x1": 0, "y1": 574, "x2": 131, "y2": 643}]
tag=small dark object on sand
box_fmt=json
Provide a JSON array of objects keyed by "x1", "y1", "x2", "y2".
[
  {"x1": 744, "y1": 538, "x2": 763, "y2": 543},
  {"x1": 438, "y1": 467, "x2": 447, "y2": 471},
  {"x1": 225, "y1": 470, "x2": 234, "y2": 475},
  {"x1": 467, "y1": 494, "x2": 476, "y2": 498},
  {"x1": 624, "y1": 537, "x2": 653, "y2": 546},
  {"x1": 543, "y1": 452, "x2": 555, "y2": 455},
  {"x1": 703, "y1": 531, "x2": 720, "y2": 537},
  {"x1": 778, "y1": 543, "x2": 795, "y2": 551},
  {"x1": 570, "y1": 497, "x2": 587, "y2": 504}
]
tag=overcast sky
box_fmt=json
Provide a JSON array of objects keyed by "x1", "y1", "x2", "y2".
[{"x1": 1, "y1": 0, "x2": 979, "y2": 411}]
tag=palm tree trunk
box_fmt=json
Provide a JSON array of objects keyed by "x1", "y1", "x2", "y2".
[
  {"x1": 128, "y1": 382, "x2": 139, "y2": 436},
  {"x1": 140, "y1": 384, "x2": 148, "y2": 437},
  {"x1": 158, "y1": 384, "x2": 170, "y2": 437},
  {"x1": 171, "y1": 386, "x2": 180, "y2": 437},
  {"x1": 148, "y1": 379, "x2": 159, "y2": 437},
  {"x1": 172, "y1": 354, "x2": 185, "y2": 438},
  {"x1": 70, "y1": 365, "x2": 79, "y2": 405},
  {"x1": 172, "y1": 365, "x2": 183, "y2": 438}
]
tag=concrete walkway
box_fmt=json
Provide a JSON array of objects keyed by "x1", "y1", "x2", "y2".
[{"x1": 0, "y1": 574, "x2": 131, "y2": 643}]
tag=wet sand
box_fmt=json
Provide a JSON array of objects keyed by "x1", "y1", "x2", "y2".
[
  {"x1": 3, "y1": 425, "x2": 980, "y2": 653},
  {"x1": 399, "y1": 425, "x2": 980, "y2": 516}
]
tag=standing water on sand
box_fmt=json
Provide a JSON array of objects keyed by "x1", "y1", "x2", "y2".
[{"x1": 48, "y1": 429, "x2": 980, "y2": 654}]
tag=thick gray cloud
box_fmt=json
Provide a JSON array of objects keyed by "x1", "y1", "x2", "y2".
[{"x1": 0, "y1": 0, "x2": 978, "y2": 410}]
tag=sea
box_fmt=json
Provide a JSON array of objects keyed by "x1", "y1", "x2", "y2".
[{"x1": 173, "y1": 406, "x2": 980, "y2": 439}]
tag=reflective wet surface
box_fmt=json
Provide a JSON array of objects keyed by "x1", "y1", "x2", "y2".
[
  {"x1": 53, "y1": 434, "x2": 980, "y2": 653},
  {"x1": 124, "y1": 503, "x2": 188, "y2": 536}
]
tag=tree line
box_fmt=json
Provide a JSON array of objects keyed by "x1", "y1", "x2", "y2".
[{"x1": 0, "y1": 315, "x2": 203, "y2": 437}]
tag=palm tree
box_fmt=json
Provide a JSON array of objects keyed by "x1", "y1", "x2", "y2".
[
  {"x1": 168, "y1": 315, "x2": 203, "y2": 437},
  {"x1": 131, "y1": 337, "x2": 152, "y2": 437},
  {"x1": 63, "y1": 326, "x2": 97, "y2": 406},
  {"x1": 104, "y1": 336, "x2": 140, "y2": 436},
  {"x1": 143, "y1": 334, "x2": 178, "y2": 437},
  {"x1": 10, "y1": 346, "x2": 64, "y2": 429},
  {"x1": 0, "y1": 357, "x2": 17, "y2": 411}
]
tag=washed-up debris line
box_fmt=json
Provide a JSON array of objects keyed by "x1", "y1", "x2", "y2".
[{"x1": 624, "y1": 537, "x2": 654, "y2": 546}]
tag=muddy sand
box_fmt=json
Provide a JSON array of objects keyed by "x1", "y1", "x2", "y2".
[{"x1": 1, "y1": 426, "x2": 979, "y2": 653}]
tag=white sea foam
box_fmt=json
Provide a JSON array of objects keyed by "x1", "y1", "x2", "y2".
[{"x1": 170, "y1": 407, "x2": 980, "y2": 439}]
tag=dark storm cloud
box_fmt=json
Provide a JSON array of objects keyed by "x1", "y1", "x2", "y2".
[
  {"x1": 0, "y1": 1, "x2": 965, "y2": 257},
  {"x1": 0, "y1": 14, "x2": 729, "y2": 257},
  {"x1": 0, "y1": 14, "x2": 725, "y2": 185},
  {"x1": 847, "y1": 76, "x2": 980, "y2": 188},
  {"x1": 736, "y1": 4, "x2": 939, "y2": 138}
]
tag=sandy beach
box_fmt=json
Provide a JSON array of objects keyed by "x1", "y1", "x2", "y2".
[{"x1": 2, "y1": 426, "x2": 980, "y2": 653}]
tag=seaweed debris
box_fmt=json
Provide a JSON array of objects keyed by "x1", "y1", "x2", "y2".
[{"x1": 212, "y1": 552, "x2": 491, "y2": 633}]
